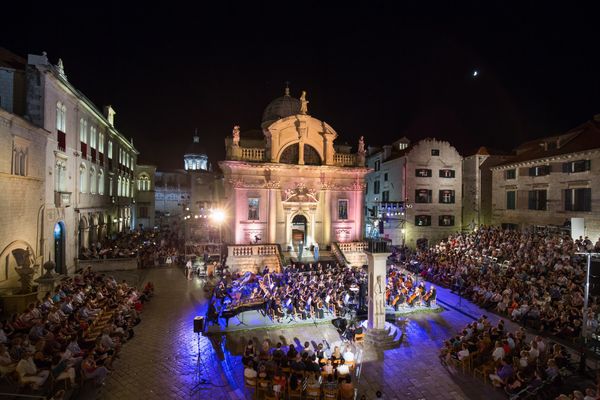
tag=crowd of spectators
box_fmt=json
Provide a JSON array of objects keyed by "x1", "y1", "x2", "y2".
[
  {"x1": 439, "y1": 314, "x2": 590, "y2": 398},
  {"x1": 0, "y1": 267, "x2": 154, "y2": 397},
  {"x1": 79, "y1": 229, "x2": 182, "y2": 268},
  {"x1": 405, "y1": 227, "x2": 600, "y2": 339},
  {"x1": 243, "y1": 338, "x2": 357, "y2": 399}
]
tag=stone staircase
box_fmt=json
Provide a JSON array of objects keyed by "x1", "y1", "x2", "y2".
[
  {"x1": 333, "y1": 241, "x2": 368, "y2": 267},
  {"x1": 361, "y1": 321, "x2": 403, "y2": 349}
]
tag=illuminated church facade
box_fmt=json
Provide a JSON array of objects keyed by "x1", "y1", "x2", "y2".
[{"x1": 219, "y1": 89, "x2": 369, "y2": 249}]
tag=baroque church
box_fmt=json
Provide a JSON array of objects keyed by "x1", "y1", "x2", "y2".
[{"x1": 220, "y1": 89, "x2": 369, "y2": 250}]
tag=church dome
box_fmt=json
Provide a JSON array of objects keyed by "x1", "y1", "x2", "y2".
[
  {"x1": 184, "y1": 133, "x2": 208, "y2": 171},
  {"x1": 262, "y1": 89, "x2": 301, "y2": 124}
]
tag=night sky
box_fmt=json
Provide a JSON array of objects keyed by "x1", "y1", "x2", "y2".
[{"x1": 3, "y1": 2, "x2": 599, "y2": 169}]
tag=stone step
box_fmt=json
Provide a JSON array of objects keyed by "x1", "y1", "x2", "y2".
[{"x1": 361, "y1": 321, "x2": 403, "y2": 349}]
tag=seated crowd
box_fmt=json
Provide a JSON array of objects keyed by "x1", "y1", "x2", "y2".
[
  {"x1": 440, "y1": 315, "x2": 587, "y2": 395},
  {"x1": 405, "y1": 227, "x2": 600, "y2": 339},
  {"x1": 0, "y1": 267, "x2": 154, "y2": 396},
  {"x1": 243, "y1": 338, "x2": 357, "y2": 399},
  {"x1": 79, "y1": 229, "x2": 181, "y2": 268}
]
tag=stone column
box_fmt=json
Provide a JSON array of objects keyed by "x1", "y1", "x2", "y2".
[
  {"x1": 298, "y1": 141, "x2": 305, "y2": 165},
  {"x1": 323, "y1": 190, "x2": 331, "y2": 244},
  {"x1": 356, "y1": 189, "x2": 365, "y2": 240},
  {"x1": 309, "y1": 211, "x2": 316, "y2": 245},
  {"x1": 366, "y1": 251, "x2": 390, "y2": 331},
  {"x1": 285, "y1": 211, "x2": 291, "y2": 247},
  {"x1": 268, "y1": 189, "x2": 277, "y2": 243}
]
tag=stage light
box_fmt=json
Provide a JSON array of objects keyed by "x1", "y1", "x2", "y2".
[{"x1": 211, "y1": 209, "x2": 225, "y2": 224}]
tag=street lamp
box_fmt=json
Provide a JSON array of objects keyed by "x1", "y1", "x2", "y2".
[{"x1": 210, "y1": 209, "x2": 226, "y2": 260}]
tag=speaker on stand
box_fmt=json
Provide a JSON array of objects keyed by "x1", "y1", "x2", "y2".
[
  {"x1": 194, "y1": 316, "x2": 205, "y2": 333},
  {"x1": 191, "y1": 316, "x2": 209, "y2": 394}
]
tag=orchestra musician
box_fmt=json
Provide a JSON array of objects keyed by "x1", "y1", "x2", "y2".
[{"x1": 424, "y1": 285, "x2": 436, "y2": 307}]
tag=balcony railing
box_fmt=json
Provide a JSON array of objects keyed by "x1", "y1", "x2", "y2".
[
  {"x1": 334, "y1": 153, "x2": 356, "y2": 166},
  {"x1": 240, "y1": 148, "x2": 265, "y2": 161},
  {"x1": 57, "y1": 130, "x2": 66, "y2": 152},
  {"x1": 91, "y1": 148, "x2": 97, "y2": 163}
]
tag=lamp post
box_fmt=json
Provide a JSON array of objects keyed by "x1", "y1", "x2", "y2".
[{"x1": 210, "y1": 209, "x2": 226, "y2": 260}]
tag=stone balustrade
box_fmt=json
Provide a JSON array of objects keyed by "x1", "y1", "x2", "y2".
[
  {"x1": 336, "y1": 241, "x2": 367, "y2": 253},
  {"x1": 334, "y1": 153, "x2": 356, "y2": 166},
  {"x1": 240, "y1": 147, "x2": 265, "y2": 161},
  {"x1": 227, "y1": 244, "x2": 281, "y2": 273}
]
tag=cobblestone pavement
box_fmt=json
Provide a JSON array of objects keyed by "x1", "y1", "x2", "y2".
[
  {"x1": 75, "y1": 267, "x2": 514, "y2": 400},
  {"x1": 95, "y1": 267, "x2": 232, "y2": 400}
]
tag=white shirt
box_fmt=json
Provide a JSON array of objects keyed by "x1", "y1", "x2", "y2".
[
  {"x1": 343, "y1": 351, "x2": 354, "y2": 362},
  {"x1": 492, "y1": 347, "x2": 505, "y2": 361},
  {"x1": 457, "y1": 349, "x2": 470, "y2": 361},
  {"x1": 336, "y1": 364, "x2": 350, "y2": 376}
]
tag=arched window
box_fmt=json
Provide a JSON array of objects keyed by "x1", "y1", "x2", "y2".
[
  {"x1": 279, "y1": 143, "x2": 299, "y2": 164},
  {"x1": 90, "y1": 125, "x2": 97, "y2": 149},
  {"x1": 117, "y1": 176, "x2": 122, "y2": 196},
  {"x1": 89, "y1": 168, "x2": 96, "y2": 194},
  {"x1": 79, "y1": 118, "x2": 87, "y2": 143},
  {"x1": 79, "y1": 164, "x2": 87, "y2": 193},
  {"x1": 56, "y1": 102, "x2": 66, "y2": 132},
  {"x1": 98, "y1": 170, "x2": 104, "y2": 195},
  {"x1": 55, "y1": 159, "x2": 66, "y2": 192},
  {"x1": 138, "y1": 173, "x2": 150, "y2": 191},
  {"x1": 303, "y1": 144, "x2": 321, "y2": 165}
]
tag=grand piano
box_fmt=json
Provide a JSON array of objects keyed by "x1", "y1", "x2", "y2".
[{"x1": 220, "y1": 298, "x2": 266, "y2": 321}]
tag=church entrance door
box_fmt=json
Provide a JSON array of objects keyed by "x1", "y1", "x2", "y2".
[{"x1": 291, "y1": 214, "x2": 307, "y2": 255}]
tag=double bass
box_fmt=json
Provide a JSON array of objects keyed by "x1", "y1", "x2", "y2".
[{"x1": 407, "y1": 284, "x2": 424, "y2": 306}]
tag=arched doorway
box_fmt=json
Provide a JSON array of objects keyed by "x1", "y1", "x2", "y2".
[
  {"x1": 54, "y1": 222, "x2": 66, "y2": 274},
  {"x1": 291, "y1": 214, "x2": 307, "y2": 250}
]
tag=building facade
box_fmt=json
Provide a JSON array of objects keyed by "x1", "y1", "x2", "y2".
[
  {"x1": 0, "y1": 108, "x2": 48, "y2": 290},
  {"x1": 365, "y1": 138, "x2": 462, "y2": 248},
  {"x1": 0, "y1": 49, "x2": 139, "y2": 287},
  {"x1": 491, "y1": 117, "x2": 600, "y2": 239},
  {"x1": 462, "y1": 147, "x2": 511, "y2": 229},
  {"x1": 220, "y1": 90, "x2": 369, "y2": 249},
  {"x1": 135, "y1": 164, "x2": 157, "y2": 229}
]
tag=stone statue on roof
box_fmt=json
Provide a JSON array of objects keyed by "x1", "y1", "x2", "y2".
[
  {"x1": 358, "y1": 136, "x2": 365, "y2": 154},
  {"x1": 232, "y1": 125, "x2": 240, "y2": 147},
  {"x1": 299, "y1": 91, "x2": 309, "y2": 115}
]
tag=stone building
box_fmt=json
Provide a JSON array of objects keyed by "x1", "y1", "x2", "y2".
[
  {"x1": 0, "y1": 49, "x2": 139, "y2": 283},
  {"x1": 365, "y1": 138, "x2": 462, "y2": 248},
  {"x1": 153, "y1": 132, "x2": 222, "y2": 235},
  {"x1": 0, "y1": 107, "x2": 48, "y2": 290},
  {"x1": 491, "y1": 116, "x2": 600, "y2": 239},
  {"x1": 219, "y1": 89, "x2": 369, "y2": 249},
  {"x1": 154, "y1": 170, "x2": 191, "y2": 227},
  {"x1": 462, "y1": 147, "x2": 511, "y2": 229},
  {"x1": 135, "y1": 164, "x2": 157, "y2": 229}
]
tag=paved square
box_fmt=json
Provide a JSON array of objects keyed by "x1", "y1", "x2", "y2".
[{"x1": 94, "y1": 267, "x2": 509, "y2": 399}]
